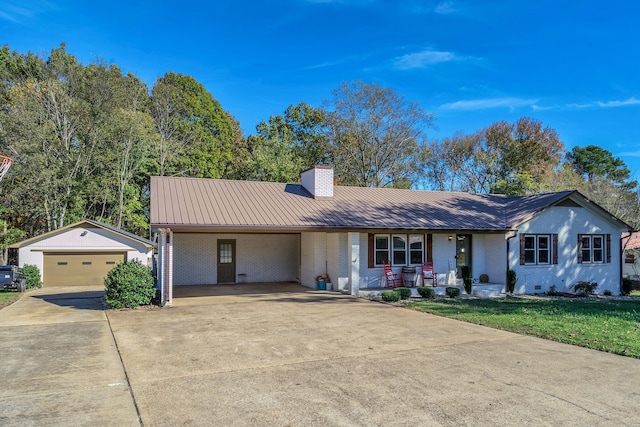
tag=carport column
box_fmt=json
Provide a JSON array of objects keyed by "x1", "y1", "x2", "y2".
[
  {"x1": 157, "y1": 228, "x2": 174, "y2": 306},
  {"x1": 348, "y1": 232, "x2": 360, "y2": 295},
  {"x1": 166, "y1": 228, "x2": 173, "y2": 304}
]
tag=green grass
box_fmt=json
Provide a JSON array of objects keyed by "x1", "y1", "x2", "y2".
[
  {"x1": 0, "y1": 290, "x2": 21, "y2": 310},
  {"x1": 409, "y1": 298, "x2": 640, "y2": 358}
]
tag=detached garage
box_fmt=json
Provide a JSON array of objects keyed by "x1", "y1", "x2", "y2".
[{"x1": 11, "y1": 220, "x2": 154, "y2": 287}]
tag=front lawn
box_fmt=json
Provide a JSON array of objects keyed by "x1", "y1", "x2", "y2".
[
  {"x1": 409, "y1": 297, "x2": 640, "y2": 358},
  {"x1": 0, "y1": 290, "x2": 21, "y2": 310}
]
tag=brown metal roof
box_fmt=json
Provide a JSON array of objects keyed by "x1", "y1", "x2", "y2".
[{"x1": 149, "y1": 176, "x2": 601, "y2": 232}]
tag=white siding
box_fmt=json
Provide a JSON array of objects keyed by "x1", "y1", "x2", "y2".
[
  {"x1": 472, "y1": 234, "x2": 506, "y2": 285},
  {"x1": 510, "y1": 206, "x2": 625, "y2": 294},
  {"x1": 326, "y1": 233, "x2": 349, "y2": 292},
  {"x1": 173, "y1": 233, "x2": 300, "y2": 286}
]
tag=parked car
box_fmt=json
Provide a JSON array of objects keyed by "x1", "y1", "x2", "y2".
[{"x1": 0, "y1": 265, "x2": 26, "y2": 292}]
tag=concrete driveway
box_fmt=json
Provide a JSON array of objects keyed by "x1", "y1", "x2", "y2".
[
  {"x1": 2, "y1": 284, "x2": 640, "y2": 426},
  {"x1": 0, "y1": 286, "x2": 139, "y2": 426},
  {"x1": 108, "y1": 284, "x2": 640, "y2": 426}
]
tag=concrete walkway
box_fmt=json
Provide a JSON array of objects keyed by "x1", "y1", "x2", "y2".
[
  {"x1": 2, "y1": 284, "x2": 640, "y2": 426},
  {"x1": 0, "y1": 287, "x2": 140, "y2": 426}
]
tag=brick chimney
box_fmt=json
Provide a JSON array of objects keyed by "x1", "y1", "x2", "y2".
[{"x1": 301, "y1": 166, "x2": 334, "y2": 200}]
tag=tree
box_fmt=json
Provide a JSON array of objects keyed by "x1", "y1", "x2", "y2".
[
  {"x1": 246, "y1": 115, "x2": 303, "y2": 183},
  {"x1": 325, "y1": 81, "x2": 434, "y2": 188},
  {"x1": 567, "y1": 145, "x2": 637, "y2": 189},
  {"x1": 483, "y1": 117, "x2": 564, "y2": 195},
  {"x1": 150, "y1": 72, "x2": 234, "y2": 178}
]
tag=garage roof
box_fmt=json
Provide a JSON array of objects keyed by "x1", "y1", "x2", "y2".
[
  {"x1": 150, "y1": 175, "x2": 622, "y2": 232},
  {"x1": 10, "y1": 219, "x2": 154, "y2": 249}
]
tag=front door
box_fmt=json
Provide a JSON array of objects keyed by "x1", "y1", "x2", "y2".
[
  {"x1": 217, "y1": 240, "x2": 236, "y2": 283},
  {"x1": 455, "y1": 234, "x2": 472, "y2": 278}
]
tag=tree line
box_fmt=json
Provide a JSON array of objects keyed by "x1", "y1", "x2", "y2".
[{"x1": 0, "y1": 44, "x2": 638, "y2": 257}]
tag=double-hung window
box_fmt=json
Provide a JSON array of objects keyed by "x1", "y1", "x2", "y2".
[
  {"x1": 523, "y1": 234, "x2": 551, "y2": 265},
  {"x1": 520, "y1": 234, "x2": 557, "y2": 265},
  {"x1": 580, "y1": 235, "x2": 604, "y2": 263},
  {"x1": 373, "y1": 234, "x2": 425, "y2": 266}
]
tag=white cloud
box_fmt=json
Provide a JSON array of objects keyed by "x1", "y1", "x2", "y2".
[
  {"x1": 434, "y1": 1, "x2": 459, "y2": 14},
  {"x1": 394, "y1": 50, "x2": 456, "y2": 70},
  {"x1": 439, "y1": 97, "x2": 538, "y2": 111},
  {"x1": 618, "y1": 150, "x2": 640, "y2": 157},
  {"x1": 596, "y1": 97, "x2": 640, "y2": 108}
]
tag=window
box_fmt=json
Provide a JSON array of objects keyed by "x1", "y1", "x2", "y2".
[
  {"x1": 523, "y1": 235, "x2": 550, "y2": 265},
  {"x1": 520, "y1": 234, "x2": 557, "y2": 265},
  {"x1": 375, "y1": 235, "x2": 389, "y2": 265},
  {"x1": 374, "y1": 234, "x2": 425, "y2": 266},
  {"x1": 580, "y1": 235, "x2": 604, "y2": 263},
  {"x1": 409, "y1": 235, "x2": 424, "y2": 264},
  {"x1": 392, "y1": 235, "x2": 407, "y2": 265}
]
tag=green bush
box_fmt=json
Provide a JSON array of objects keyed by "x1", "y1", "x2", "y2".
[
  {"x1": 23, "y1": 264, "x2": 42, "y2": 289},
  {"x1": 574, "y1": 281, "x2": 598, "y2": 296},
  {"x1": 445, "y1": 287, "x2": 460, "y2": 298},
  {"x1": 381, "y1": 290, "x2": 401, "y2": 302},
  {"x1": 395, "y1": 287, "x2": 412, "y2": 300},
  {"x1": 104, "y1": 261, "x2": 155, "y2": 309},
  {"x1": 417, "y1": 287, "x2": 435, "y2": 299},
  {"x1": 622, "y1": 277, "x2": 633, "y2": 296},
  {"x1": 507, "y1": 269, "x2": 517, "y2": 293},
  {"x1": 603, "y1": 289, "x2": 612, "y2": 296},
  {"x1": 547, "y1": 285, "x2": 561, "y2": 296}
]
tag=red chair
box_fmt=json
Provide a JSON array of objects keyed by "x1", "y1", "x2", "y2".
[
  {"x1": 382, "y1": 261, "x2": 401, "y2": 288},
  {"x1": 421, "y1": 262, "x2": 438, "y2": 287}
]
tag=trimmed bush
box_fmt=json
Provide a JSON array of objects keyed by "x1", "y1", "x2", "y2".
[
  {"x1": 445, "y1": 287, "x2": 460, "y2": 298},
  {"x1": 104, "y1": 261, "x2": 155, "y2": 309},
  {"x1": 395, "y1": 287, "x2": 412, "y2": 300},
  {"x1": 603, "y1": 289, "x2": 612, "y2": 296},
  {"x1": 461, "y1": 265, "x2": 472, "y2": 295},
  {"x1": 622, "y1": 277, "x2": 633, "y2": 296},
  {"x1": 23, "y1": 264, "x2": 42, "y2": 289},
  {"x1": 381, "y1": 290, "x2": 400, "y2": 302},
  {"x1": 417, "y1": 287, "x2": 435, "y2": 299}
]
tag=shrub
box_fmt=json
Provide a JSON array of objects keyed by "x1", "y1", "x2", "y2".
[
  {"x1": 622, "y1": 277, "x2": 633, "y2": 296},
  {"x1": 445, "y1": 287, "x2": 460, "y2": 298},
  {"x1": 574, "y1": 281, "x2": 598, "y2": 296},
  {"x1": 507, "y1": 269, "x2": 517, "y2": 293},
  {"x1": 381, "y1": 290, "x2": 400, "y2": 302},
  {"x1": 417, "y1": 287, "x2": 435, "y2": 299},
  {"x1": 547, "y1": 285, "x2": 561, "y2": 296},
  {"x1": 23, "y1": 264, "x2": 42, "y2": 289},
  {"x1": 104, "y1": 261, "x2": 155, "y2": 309},
  {"x1": 603, "y1": 289, "x2": 612, "y2": 296},
  {"x1": 395, "y1": 287, "x2": 412, "y2": 300}
]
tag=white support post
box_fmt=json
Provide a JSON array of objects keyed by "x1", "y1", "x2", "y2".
[{"x1": 348, "y1": 232, "x2": 360, "y2": 295}]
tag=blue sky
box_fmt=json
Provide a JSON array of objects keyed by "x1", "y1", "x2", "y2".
[{"x1": 2, "y1": 0, "x2": 640, "y2": 177}]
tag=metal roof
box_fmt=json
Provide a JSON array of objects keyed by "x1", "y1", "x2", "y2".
[{"x1": 150, "y1": 176, "x2": 595, "y2": 232}]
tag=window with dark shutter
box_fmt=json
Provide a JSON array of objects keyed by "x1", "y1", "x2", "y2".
[
  {"x1": 426, "y1": 234, "x2": 433, "y2": 262},
  {"x1": 606, "y1": 234, "x2": 611, "y2": 263},
  {"x1": 552, "y1": 234, "x2": 558, "y2": 264},
  {"x1": 519, "y1": 234, "x2": 525, "y2": 265},
  {"x1": 577, "y1": 234, "x2": 583, "y2": 263}
]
